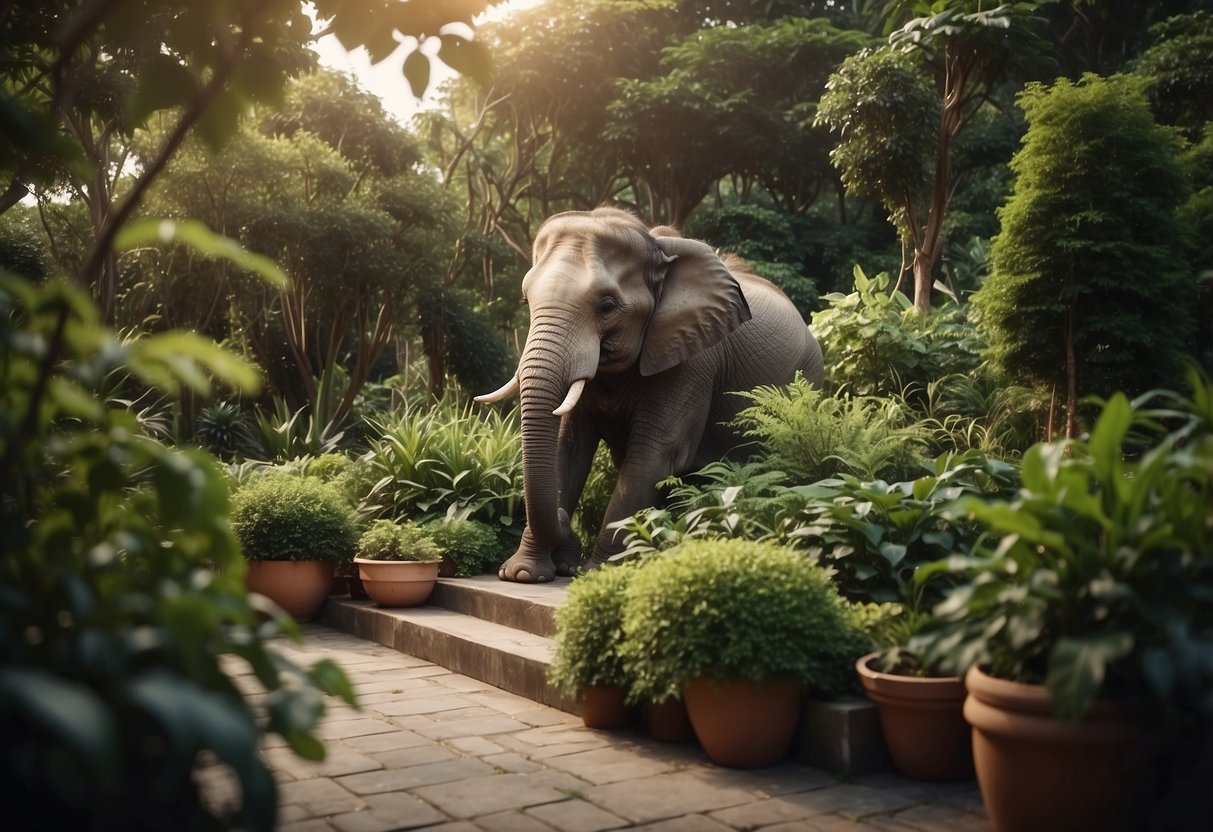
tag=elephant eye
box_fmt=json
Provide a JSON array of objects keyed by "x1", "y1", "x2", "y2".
[{"x1": 596, "y1": 297, "x2": 619, "y2": 316}]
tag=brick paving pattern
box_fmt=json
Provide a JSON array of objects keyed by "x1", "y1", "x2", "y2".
[{"x1": 226, "y1": 626, "x2": 989, "y2": 832}]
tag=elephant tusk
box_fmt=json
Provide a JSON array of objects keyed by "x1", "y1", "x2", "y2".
[
  {"x1": 474, "y1": 374, "x2": 519, "y2": 404},
  {"x1": 552, "y1": 378, "x2": 586, "y2": 416}
]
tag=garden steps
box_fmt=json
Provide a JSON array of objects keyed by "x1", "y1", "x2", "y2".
[
  {"x1": 320, "y1": 575, "x2": 894, "y2": 776},
  {"x1": 320, "y1": 576, "x2": 576, "y2": 713}
]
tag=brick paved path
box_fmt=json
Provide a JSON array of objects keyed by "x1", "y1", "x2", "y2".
[{"x1": 237, "y1": 626, "x2": 990, "y2": 832}]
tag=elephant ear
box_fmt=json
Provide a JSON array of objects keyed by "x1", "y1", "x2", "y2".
[{"x1": 640, "y1": 237, "x2": 752, "y2": 377}]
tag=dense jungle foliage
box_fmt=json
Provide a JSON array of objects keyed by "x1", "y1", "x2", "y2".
[{"x1": 2, "y1": 0, "x2": 1212, "y2": 827}]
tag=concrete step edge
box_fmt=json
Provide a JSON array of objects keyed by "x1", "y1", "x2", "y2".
[
  {"x1": 321, "y1": 597, "x2": 576, "y2": 713},
  {"x1": 429, "y1": 575, "x2": 569, "y2": 638}
]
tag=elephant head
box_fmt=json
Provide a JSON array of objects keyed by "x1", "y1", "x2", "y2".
[{"x1": 477, "y1": 206, "x2": 752, "y2": 552}]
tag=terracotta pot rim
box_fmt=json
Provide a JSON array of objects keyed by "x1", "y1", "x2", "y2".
[
  {"x1": 857, "y1": 652, "x2": 964, "y2": 686},
  {"x1": 353, "y1": 556, "x2": 442, "y2": 564},
  {"x1": 964, "y1": 666, "x2": 1127, "y2": 718}
]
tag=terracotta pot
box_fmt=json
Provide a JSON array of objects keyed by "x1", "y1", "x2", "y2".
[
  {"x1": 354, "y1": 558, "x2": 440, "y2": 607},
  {"x1": 964, "y1": 666, "x2": 1139, "y2": 832},
  {"x1": 682, "y1": 677, "x2": 802, "y2": 768},
  {"x1": 245, "y1": 560, "x2": 334, "y2": 622},
  {"x1": 579, "y1": 685, "x2": 632, "y2": 729},
  {"x1": 647, "y1": 698, "x2": 696, "y2": 743},
  {"x1": 856, "y1": 653, "x2": 973, "y2": 781}
]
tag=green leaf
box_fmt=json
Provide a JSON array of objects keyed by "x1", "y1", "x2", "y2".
[
  {"x1": 1089, "y1": 393, "x2": 1131, "y2": 476},
  {"x1": 0, "y1": 668, "x2": 121, "y2": 789},
  {"x1": 115, "y1": 218, "x2": 287, "y2": 288},
  {"x1": 196, "y1": 88, "x2": 245, "y2": 151},
  {"x1": 403, "y1": 49, "x2": 432, "y2": 98},
  {"x1": 135, "y1": 331, "x2": 261, "y2": 394},
  {"x1": 129, "y1": 55, "x2": 199, "y2": 124},
  {"x1": 1045, "y1": 633, "x2": 1133, "y2": 720},
  {"x1": 437, "y1": 35, "x2": 492, "y2": 85}
]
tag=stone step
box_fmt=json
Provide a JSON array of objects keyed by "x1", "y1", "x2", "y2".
[
  {"x1": 428, "y1": 575, "x2": 569, "y2": 638},
  {"x1": 321, "y1": 596, "x2": 576, "y2": 714},
  {"x1": 321, "y1": 577, "x2": 893, "y2": 777}
]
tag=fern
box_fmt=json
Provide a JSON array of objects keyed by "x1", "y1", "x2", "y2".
[{"x1": 734, "y1": 375, "x2": 930, "y2": 484}]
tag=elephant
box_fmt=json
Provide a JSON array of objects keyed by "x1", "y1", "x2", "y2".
[{"x1": 475, "y1": 206, "x2": 824, "y2": 583}]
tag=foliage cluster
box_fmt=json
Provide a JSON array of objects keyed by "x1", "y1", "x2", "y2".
[
  {"x1": 811, "y1": 266, "x2": 984, "y2": 399},
  {"x1": 619, "y1": 540, "x2": 870, "y2": 703},
  {"x1": 911, "y1": 371, "x2": 1213, "y2": 720},
  {"x1": 546, "y1": 563, "x2": 639, "y2": 697},
  {"x1": 782, "y1": 450, "x2": 1020, "y2": 605},
  {"x1": 0, "y1": 276, "x2": 354, "y2": 831},
  {"x1": 423, "y1": 519, "x2": 507, "y2": 577},
  {"x1": 735, "y1": 374, "x2": 930, "y2": 484},
  {"x1": 229, "y1": 475, "x2": 359, "y2": 563},
  {"x1": 367, "y1": 399, "x2": 524, "y2": 547},
  {"x1": 355, "y1": 520, "x2": 441, "y2": 563}
]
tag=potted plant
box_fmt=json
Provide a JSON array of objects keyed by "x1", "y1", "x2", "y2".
[
  {"x1": 853, "y1": 606, "x2": 974, "y2": 782},
  {"x1": 353, "y1": 520, "x2": 443, "y2": 607},
  {"x1": 909, "y1": 379, "x2": 1213, "y2": 831},
  {"x1": 546, "y1": 563, "x2": 637, "y2": 728},
  {"x1": 231, "y1": 474, "x2": 358, "y2": 621},
  {"x1": 621, "y1": 539, "x2": 868, "y2": 768}
]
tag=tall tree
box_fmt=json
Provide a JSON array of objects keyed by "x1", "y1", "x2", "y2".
[
  {"x1": 977, "y1": 74, "x2": 1195, "y2": 437},
  {"x1": 871, "y1": 0, "x2": 1053, "y2": 313},
  {"x1": 1, "y1": 0, "x2": 495, "y2": 321},
  {"x1": 133, "y1": 71, "x2": 461, "y2": 425},
  {"x1": 606, "y1": 17, "x2": 874, "y2": 224}
]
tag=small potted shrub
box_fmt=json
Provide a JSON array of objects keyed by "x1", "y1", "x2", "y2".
[
  {"x1": 354, "y1": 520, "x2": 442, "y2": 607},
  {"x1": 621, "y1": 539, "x2": 868, "y2": 768},
  {"x1": 909, "y1": 379, "x2": 1213, "y2": 831},
  {"x1": 423, "y1": 519, "x2": 504, "y2": 578},
  {"x1": 231, "y1": 474, "x2": 358, "y2": 621},
  {"x1": 546, "y1": 563, "x2": 637, "y2": 728}
]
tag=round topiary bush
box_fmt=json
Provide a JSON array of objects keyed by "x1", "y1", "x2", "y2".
[
  {"x1": 355, "y1": 520, "x2": 441, "y2": 562},
  {"x1": 230, "y1": 475, "x2": 358, "y2": 563},
  {"x1": 547, "y1": 563, "x2": 638, "y2": 698},
  {"x1": 620, "y1": 539, "x2": 868, "y2": 704}
]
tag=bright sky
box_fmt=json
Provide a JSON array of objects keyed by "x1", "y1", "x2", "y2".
[{"x1": 310, "y1": 0, "x2": 543, "y2": 126}]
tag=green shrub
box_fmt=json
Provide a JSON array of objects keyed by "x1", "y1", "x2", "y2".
[
  {"x1": 911, "y1": 372, "x2": 1213, "y2": 721},
  {"x1": 1, "y1": 276, "x2": 353, "y2": 831},
  {"x1": 735, "y1": 374, "x2": 930, "y2": 484},
  {"x1": 619, "y1": 540, "x2": 868, "y2": 703},
  {"x1": 423, "y1": 519, "x2": 504, "y2": 576},
  {"x1": 368, "y1": 399, "x2": 523, "y2": 533},
  {"x1": 782, "y1": 450, "x2": 1019, "y2": 605},
  {"x1": 547, "y1": 564, "x2": 638, "y2": 697},
  {"x1": 230, "y1": 475, "x2": 358, "y2": 562},
  {"x1": 194, "y1": 399, "x2": 257, "y2": 459},
  {"x1": 355, "y1": 520, "x2": 441, "y2": 562},
  {"x1": 811, "y1": 266, "x2": 983, "y2": 399},
  {"x1": 607, "y1": 461, "x2": 797, "y2": 560}
]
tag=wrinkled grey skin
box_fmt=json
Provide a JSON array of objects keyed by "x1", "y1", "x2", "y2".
[{"x1": 482, "y1": 207, "x2": 824, "y2": 583}]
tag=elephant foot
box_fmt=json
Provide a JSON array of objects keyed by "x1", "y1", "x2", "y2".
[
  {"x1": 553, "y1": 534, "x2": 583, "y2": 577},
  {"x1": 498, "y1": 549, "x2": 556, "y2": 583}
]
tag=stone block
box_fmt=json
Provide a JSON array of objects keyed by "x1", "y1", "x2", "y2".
[{"x1": 797, "y1": 697, "x2": 892, "y2": 777}]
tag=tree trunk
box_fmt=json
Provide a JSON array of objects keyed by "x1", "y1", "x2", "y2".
[{"x1": 1064, "y1": 305, "x2": 1077, "y2": 439}]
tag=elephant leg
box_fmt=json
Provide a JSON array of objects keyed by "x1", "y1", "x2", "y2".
[
  {"x1": 498, "y1": 526, "x2": 558, "y2": 583},
  {"x1": 498, "y1": 414, "x2": 598, "y2": 583},
  {"x1": 552, "y1": 419, "x2": 598, "y2": 576}
]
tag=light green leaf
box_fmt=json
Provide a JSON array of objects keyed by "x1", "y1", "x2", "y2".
[{"x1": 115, "y1": 218, "x2": 287, "y2": 288}]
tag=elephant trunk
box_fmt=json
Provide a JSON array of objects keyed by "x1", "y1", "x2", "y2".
[{"x1": 517, "y1": 316, "x2": 596, "y2": 549}]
